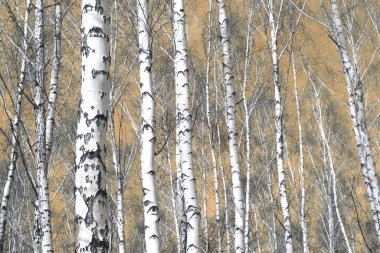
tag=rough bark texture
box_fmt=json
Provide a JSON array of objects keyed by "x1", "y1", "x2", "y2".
[
  {"x1": 138, "y1": 0, "x2": 161, "y2": 252},
  {"x1": 173, "y1": 0, "x2": 201, "y2": 251},
  {"x1": 34, "y1": 0, "x2": 54, "y2": 252},
  {"x1": 216, "y1": 1, "x2": 245, "y2": 252},
  {"x1": 75, "y1": 0, "x2": 111, "y2": 251},
  {"x1": 0, "y1": 0, "x2": 31, "y2": 250}
]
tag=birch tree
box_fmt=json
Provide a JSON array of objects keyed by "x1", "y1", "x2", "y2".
[
  {"x1": 45, "y1": 0, "x2": 62, "y2": 162},
  {"x1": 327, "y1": 0, "x2": 380, "y2": 243},
  {"x1": 75, "y1": 0, "x2": 111, "y2": 251},
  {"x1": 138, "y1": 0, "x2": 161, "y2": 252},
  {"x1": 216, "y1": 1, "x2": 245, "y2": 251},
  {"x1": 173, "y1": 0, "x2": 201, "y2": 251},
  {"x1": 266, "y1": 0, "x2": 293, "y2": 251},
  {"x1": 0, "y1": 0, "x2": 31, "y2": 250},
  {"x1": 34, "y1": 0, "x2": 54, "y2": 251}
]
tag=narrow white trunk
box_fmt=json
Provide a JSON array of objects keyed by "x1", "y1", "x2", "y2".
[
  {"x1": 34, "y1": 0, "x2": 54, "y2": 251},
  {"x1": 205, "y1": 1, "x2": 222, "y2": 251},
  {"x1": 173, "y1": 1, "x2": 201, "y2": 251},
  {"x1": 216, "y1": 1, "x2": 245, "y2": 251},
  {"x1": 268, "y1": 1, "x2": 293, "y2": 251},
  {"x1": 290, "y1": 48, "x2": 309, "y2": 253},
  {"x1": 138, "y1": 1, "x2": 161, "y2": 252},
  {"x1": 75, "y1": 0, "x2": 111, "y2": 251},
  {"x1": 243, "y1": 6, "x2": 255, "y2": 253},
  {"x1": 0, "y1": 0, "x2": 31, "y2": 250},
  {"x1": 329, "y1": 0, "x2": 380, "y2": 243},
  {"x1": 46, "y1": 0, "x2": 62, "y2": 161}
]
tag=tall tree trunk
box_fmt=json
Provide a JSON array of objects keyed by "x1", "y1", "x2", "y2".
[
  {"x1": 216, "y1": 0, "x2": 245, "y2": 252},
  {"x1": 0, "y1": 0, "x2": 31, "y2": 250},
  {"x1": 173, "y1": 0, "x2": 201, "y2": 251},
  {"x1": 205, "y1": 1, "x2": 222, "y2": 252},
  {"x1": 46, "y1": 0, "x2": 62, "y2": 162},
  {"x1": 34, "y1": 0, "x2": 54, "y2": 251},
  {"x1": 267, "y1": 0, "x2": 293, "y2": 251},
  {"x1": 75, "y1": 0, "x2": 111, "y2": 251},
  {"x1": 329, "y1": 0, "x2": 380, "y2": 243},
  {"x1": 138, "y1": 0, "x2": 161, "y2": 252},
  {"x1": 243, "y1": 5, "x2": 255, "y2": 253}
]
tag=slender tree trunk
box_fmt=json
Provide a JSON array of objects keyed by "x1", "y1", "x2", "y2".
[
  {"x1": 243, "y1": 5, "x2": 255, "y2": 253},
  {"x1": 216, "y1": 1, "x2": 245, "y2": 251},
  {"x1": 205, "y1": 1, "x2": 222, "y2": 252},
  {"x1": 0, "y1": 0, "x2": 31, "y2": 250},
  {"x1": 138, "y1": 1, "x2": 161, "y2": 252},
  {"x1": 46, "y1": 0, "x2": 62, "y2": 162},
  {"x1": 329, "y1": 0, "x2": 380, "y2": 243},
  {"x1": 267, "y1": 0, "x2": 293, "y2": 251},
  {"x1": 109, "y1": 1, "x2": 125, "y2": 252},
  {"x1": 34, "y1": 0, "x2": 54, "y2": 251},
  {"x1": 75, "y1": 0, "x2": 111, "y2": 251},
  {"x1": 290, "y1": 38, "x2": 309, "y2": 253},
  {"x1": 173, "y1": 0, "x2": 201, "y2": 251}
]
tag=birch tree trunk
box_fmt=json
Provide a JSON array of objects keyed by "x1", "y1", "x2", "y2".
[
  {"x1": 205, "y1": 1, "x2": 222, "y2": 251},
  {"x1": 0, "y1": 0, "x2": 32, "y2": 250},
  {"x1": 267, "y1": 0, "x2": 293, "y2": 251},
  {"x1": 329, "y1": 0, "x2": 380, "y2": 243},
  {"x1": 173, "y1": 0, "x2": 201, "y2": 251},
  {"x1": 46, "y1": 0, "x2": 62, "y2": 162},
  {"x1": 109, "y1": 1, "x2": 125, "y2": 252},
  {"x1": 289, "y1": 7, "x2": 308, "y2": 249},
  {"x1": 138, "y1": 0, "x2": 161, "y2": 252},
  {"x1": 243, "y1": 5, "x2": 255, "y2": 253},
  {"x1": 34, "y1": 0, "x2": 54, "y2": 251},
  {"x1": 216, "y1": 1, "x2": 245, "y2": 251},
  {"x1": 75, "y1": 0, "x2": 111, "y2": 251}
]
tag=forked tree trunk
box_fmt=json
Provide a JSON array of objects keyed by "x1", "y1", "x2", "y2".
[
  {"x1": 173, "y1": 0, "x2": 201, "y2": 251},
  {"x1": 0, "y1": 1, "x2": 31, "y2": 251},
  {"x1": 216, "y1": 0, "x2": 245, "y2": 251},
  {"x1": 75, "y1": 0, "x2": 111, "y2": 251},
  {"x1": 137, "y1": 0, "x2": 161, "y2": 252}
]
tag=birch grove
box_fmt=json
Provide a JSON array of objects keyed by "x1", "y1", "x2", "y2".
[{"x1": 0, "y1": 0, "x2": 380, "y2": 252}]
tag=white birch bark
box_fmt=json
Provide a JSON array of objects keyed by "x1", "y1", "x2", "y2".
[
  {"x1": 137, "y1": 0, "x2": 161, "y2": 252},
  {"x1": 0, "y1": 0, "x2": 31, "y2": 250},
  {"x1": 173, "y1": 0, "x2": 201, "y2": 251},
  {"x1": 243, "y1": 5, "x2": 255, "y2": 253},
  {"x1": 289, "y1": 22, "x2": 309, "y2": 252},
  {"x1": 34, "y1": 0, "x2": 54, "y2": 251},
  {"x1": 267, "y1": 0, "x2": 293, "y2": 251},
  {"x1": 45, "y1": 0, "x2": 62, "y2": 162},
  {"x1": 75, "y1": 0, "x2": 111, "y2": 251},
  {"x1": 329, "y1": 0, "x2": 380, "y2": 243},
  {"x1": 216, "y1": 1, "x2": 245, "y2": 251},
  {"x1": 205, "y1": 1, "x2": 222, "y2": 251}
]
